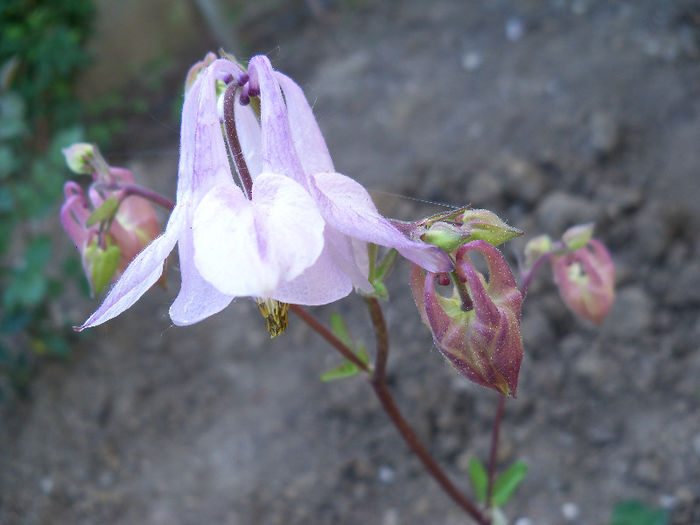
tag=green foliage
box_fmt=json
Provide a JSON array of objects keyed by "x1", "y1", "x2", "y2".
[
  {"x1": 468, "y1": 457, "x2": 528, "y2": 508},
  {"x1": 610, "y1": 500, "x2": 668, "y2": 525},
  {"x1": 491, "y1": 460, "x2": 528, "y2": 506},
  {"x1": 467, "y1": 457, "x2": 488, "y2": 503},
  {"x1": 0, "y1": 0, "x2": 95, "y2": 398},
  {"x1": 319, "y1": 313, "x2": 369, "y2": 381}
]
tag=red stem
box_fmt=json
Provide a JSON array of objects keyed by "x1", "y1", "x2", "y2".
[
  {"x1": 291, "y1": 299, "x2": 489, "y2": 524},
  {"x1": 486, "y1": 394, "x2": 506, "y2": 507},
  {"x1": 364, "y1": 297, "x2": 490, "y2": 525},
  {"x1": 519, "y1": 253, "x2": 551, "y2": 296},
  {"x1": 289, "y1": 305, "x2": 370, "y2": 373}
]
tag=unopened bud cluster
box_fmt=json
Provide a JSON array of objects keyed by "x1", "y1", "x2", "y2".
[{"x1": 61, "y1": 145, "x2": 162, "y2": 296}]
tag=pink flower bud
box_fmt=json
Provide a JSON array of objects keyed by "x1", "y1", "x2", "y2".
[
  {"x1": 411, "y1": 240, "x2": 524, "y2": 396},
  {"x1": 91, "y1": 168, "x2": 162, "y2": 275},
  {"x1": 60, "y1": 167, "x2": 163, "y2": 295},
  {"x1": 551, "y1": 238, "x2": 615, "y2": 324}
]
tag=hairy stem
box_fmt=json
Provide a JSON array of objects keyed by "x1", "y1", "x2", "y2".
[
  {"x1": 289, "y1": 305, "x2": 370, "y2": 373},
  {"x1": 96, "y1": 182, "x2": 175, "y2": 211},
  {"x1": 292, "y1": 299, "x2": 489, "y2": 524},
  {"x1": 487, "y1": 394, "x2": 506, "y2": 507},
  {"x1": 364, "y1": 297, "x2": 490, "y2": 525},
  {"x1": 520, "y1": 253, "x2": 551, "y2": 296}
]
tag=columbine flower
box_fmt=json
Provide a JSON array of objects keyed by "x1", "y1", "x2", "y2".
[
  {"x1": 411, "y1": 240, "x2": 524, "y2": 396},
  {"x1": 76, "y1": 54, "x2": 450, "y2": 331},
  {"x1": 77, "y1": 58, "x2": 327, "y2": 329},
  {"x1": 551, "y1": 238, "x2": 615, "y2": 324},
  {"x1": 216, "y1": 55, "x2": 452, "y2": 305}
]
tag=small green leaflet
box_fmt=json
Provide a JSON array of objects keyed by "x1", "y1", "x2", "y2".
[
  {"x1": 319, "y1": 348, "x2": 368, "y2": 382},
  {"x1": 492, "y1": 460, "x2": 528, "y2": 507},
  {"x1": 468, "y1": 457, "x2": 488, "y2": 503},
  {"x1": 86, "y1": 197, "x2": 119, "y2": 227},
  {"x1": 610, "y1": 500, "x2": 668, "y2": 525},
  {"x1": 329, "y1": 312, "x2": 354, "y2": 349},
  {"x1": 320, "y1": 313, "x2": 369, "y2": 382}
]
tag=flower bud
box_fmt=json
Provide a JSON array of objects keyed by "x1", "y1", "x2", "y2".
[
  {"x1": 84, "y1": 238, "x2": 121, "y2": 296},
  {"x1": 421, "y1": 222, "x2": 471, "y2": 252},
  {"x1": 523, "y1": 234, "x2": 552, "y2": 268},
  {"x1": 411, "y1": 240, "x2": 524, "y2": 396},
  {"x1": 396, "y1": 207, "x2": 521, "y2": 256},
  {"x1": 184, "y1": 51, "x2": 217, "y2": 92},
  {"x1": 551, "y1": 238, "x2": 614, "y2": 324},
  {"x1": 61, "y1": 166, "x2": 163, "y2": 295},
  {"x1": 93, "y1": 167, "x2": 162, "y2": 273},
  {"x1": 456, "y1": 209, "x2": 523, "y2": 246},
  {"x1": 561, "y1": 222, "x2": 594, "y2": 252},
  {"x1": 62, "y1": 143, "x2": 95, "y2": 174}
]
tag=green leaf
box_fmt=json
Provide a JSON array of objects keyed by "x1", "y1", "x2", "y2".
[
  {"x1": 374, "y1": 248, "x2": 398, "y2": 281},
  {"x1": 86, "y1": 196, "x2": 119, "y2": 227},
  {"x1": 319, "y1": 347, "x2": 368, "y2": 382},
  {"x1": 85, "y1": 242, "x2": 120, "y2": 295},
  {"x1": 329, "y1": 312, "x2": 354, "y2": 350},
  {"x1": 467, "y1": 457, "x2": 488, "y2": 503},
  {"x1": 0, "y1": 145, "x2": 18, "y2": 179},
  {"x1": 610, "y1": 500, "x2": 668, "y2": 525},
  {"x1": 0, "y1": 92, "x2": 28, "y2": 140},
  {"x1": 369, "y1": 281, "x2": 389, "y2": 301},
  {"x1": 492, "y1": 460, "x2": 528, "y2": 507},
  {"x1": 25, "y1": 236, "x2": 51, "y2": 270},
  {"x1": 320, "y1": 360, "x2": 362, "y2": 382}
]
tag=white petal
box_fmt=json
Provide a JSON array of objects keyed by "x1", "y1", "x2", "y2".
[
  {"x1": 272, "y1": 228, "x2": 356, "y2": 305},
  {"x1": 169, "y1": 219, "x2": 235, "y2": 326},
  {"x1": 275, "y1": 71, "x2": 334, "y2": 175},
  {"x1": 192, "y1": 182, "x2": 275, "y2": 296},
  {"x1": 77, "y1": 206, "x2": 185, "y2": 330},
  {"x1": 252, "y1": 172, "x2": 326, "y2": 283},
  {"x1": 192, "y1": 174, "x2": 325, "y2": 298},
  {"x1": 235, "y1": 94, "x2": 263, "y2": 178},
  {"x1": 309, "y1": 172, "x2": 452, "y2": 273}
]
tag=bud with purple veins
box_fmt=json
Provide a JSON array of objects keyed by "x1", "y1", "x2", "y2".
[
  {"x1": 551, "y1": 238, "x2": 614, "y2": 324},
  {"x1": 411, "y1": 240, "x2": 524, "y2": 396}
]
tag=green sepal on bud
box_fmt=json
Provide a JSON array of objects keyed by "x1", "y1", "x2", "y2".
[
  {"x1": 421, "y1": 222, "x2": 471, "y2": 252},
  {"x1": 561, "y1": 222, "x2": 594, "y2": 252},
  {"x1": 524, "y1": 234, "x2": 552, "y2": 268},
  {"x1": 62, "y1": 143, "x2": 95, "y2": 174},
  {"x1": 84, "y1": 239, "x2": 120, "y2": 296},
  {"x1": 85, "y1": 196, "x2": 120, "y2": 227},
  {"x1": 457, "y1": 209, "x2": 523, "y2": 247}
]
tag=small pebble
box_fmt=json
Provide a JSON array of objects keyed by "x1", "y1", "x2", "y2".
[
  {"x1": 506, "y1": 17, "x2": 525, "y2": 41},
  {"x1": 659, "y1": 494, "x2": 677, "y2": 509},
  {"x1": 514, "y1": 518, "x2": 534, "y2": 525},
  {"x1": 692, "y1": 434, "x2": 700, "y2": 457},
  {"x1": 40, "y1": 476, "x2": 53, "y2": 495},
  {"x1": 562, "y1": 501, "x2": 580, "y2": 520},
  {"x1": 462, "y1": 51, "x2": 483, "y2": 71},
  {"x1": 378, "y1": 465, "x2": 396, "y2": 484},
  {"x1": 382, "y1": 508, "x2": 399, "y2": 525}
]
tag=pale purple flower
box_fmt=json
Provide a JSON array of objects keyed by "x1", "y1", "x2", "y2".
[
  {"x1": 229, "y1": 56, "x2": 452, "y2": 304},
  {"x1": 77, "y1": 55, "x2": 450, "y2": 330},
  {"x1": 78, "y1": 58, "x2": 325, "y2": 329}
]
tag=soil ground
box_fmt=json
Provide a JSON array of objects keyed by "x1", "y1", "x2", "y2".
[{"x1": 1, "y1": 1, "x2": 699, "y2": 524}]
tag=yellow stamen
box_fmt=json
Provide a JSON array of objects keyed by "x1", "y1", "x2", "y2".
[{"x1": 256, "y1": 298, "x2": 289, "y2": 338}]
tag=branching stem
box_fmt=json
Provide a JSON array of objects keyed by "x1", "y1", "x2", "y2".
[{"x1": 292, "y1": 298, "x2": 490, "y2": 525}]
